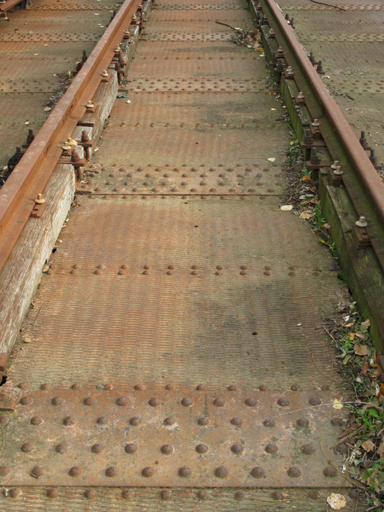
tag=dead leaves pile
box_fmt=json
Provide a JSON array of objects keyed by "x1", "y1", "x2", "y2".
[
  {"x1": 325, "y1": 303, "x2": 384, "y2": 508},
  {"x1": 232, "y1": 28, "x2": 264, "y2": 53}
]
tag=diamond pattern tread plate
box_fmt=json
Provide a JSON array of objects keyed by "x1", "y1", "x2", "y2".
[
  {"x1": 0, "y1": 386, "x2": 347, "y2": 488},
  {"x1": 8, "y1": 196, "x2": 346, "y2": 389}
]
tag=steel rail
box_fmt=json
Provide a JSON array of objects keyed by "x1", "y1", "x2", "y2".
[
  {"x1": 0, "y1": 0, "x2": 140, "y2": 272},
  {"x1": 0, "y1": 0, "x2": 24, "y2": 13},
  {"x1": 262, "y1": 0, "x2": 384, "y2": 224}
]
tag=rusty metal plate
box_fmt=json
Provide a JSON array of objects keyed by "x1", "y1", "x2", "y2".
[
  {"x1": 153, "y1": 3, "x2": 243, "y2": 10},
  {"x1": 8, "y1": 196, "x2": 347, "y2": 389},
  {"x1": 0, "y1": 386, "x2": 348, "y2": 488},
  {"x1": 142, "y1": 33, "x2": 232, "y2": 41},
  {"x1": 150, "y1": 9, "x2": 251, "y2": 21},
  {"x1": 78, "y1": 163, "x2": 283, "y2": 195},
  {"x1": 126, "y1": 78, "x2": 264, "y2": 92},
  {"x1": 143, "y1": 20, "x2": 252, "y2": 32}
]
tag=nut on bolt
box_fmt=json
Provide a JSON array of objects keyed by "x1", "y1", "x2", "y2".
[
  {"x1": 356, "y1": 216, "x2": 368, "y2": 228},
  {"x1": 34, "y1": 193, "x2": 45, "y2": 204}
]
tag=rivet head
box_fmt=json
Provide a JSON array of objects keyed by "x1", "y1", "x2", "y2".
[
  {"x1": 56, "y1": 443, "x2": 68, "y2": 453},
  {"x1": 227, "y1": 384, "x2": 236, "y2": 391},
  {"x1": 179, "y1": 467, "x2": 191, "y2": 477},
  {"x1": 272, "y1": 491, "x2": 283, "y2": 500},
  {"x1": 277, "y1": 397, "x2": 289, "y2": 407},
  {"x1": 134, "y1": 384, "x2": 146, "y2": 391},
  {"x1": 142, "y1": 467, "x2": 155, "y2": 477},
  {"x1": 213, "y1": 397, "x2": 225, "y2": 407},
  {"x1": 149, "y1": 397, "x2": 160, "y2": 407},
  {"x1": 40, "y1": 383, "x2": 51, "y2": 390},
  {"x1": 20, "y1": 396, "x2": 33, "y2": 406},
  {"x1": 31, "y1": 466, "x2": 45, "y2": 478},
  {"x1": 231, "y1": 443, "x2": 243, "y2": 454},
  {"x1": 245, "y1": 398, "x2": 256, "y2": 407},
  {"x1": 85, "y1": 489, "x2": 96, "y2": 499},
  {"x1": 164, "y1": 384, "x2": 174, "y2": 390},
  {"x1": 104, "y1": 384, "x2": 112, "y2": 391},
  {"x1": 130, "y1": 416, "x2": 141, "y2": 426},
  {"x1": 251, "y1": 467, "x2": 265, "y2": 478},
  {"x1": 290, "y1": 384, "x2": 299, "y2": 391},
  {"x1": 301, "y1": 444, "x2": 314, "y2": 454},
  {"x1": 63, "y1": 416, "x2": 75, "y2": 426},
  {"x1": 125, "y1": 443, "x2": 137, "y2": 453},
  {"x1": 196, "y1": 443, "x2": 208, "y2": 454},
  {"x1": 197, "y1": 490, "x2": 208, "y2": 499},
  {"x1": 116, "y1": 397, "x2": 128, "y2": 406},
  {"x1": 164, "y1": 417, "x2": 175, "y2": 426},
  {"x1": 310, "y1": 490, "x2": 321, "y2": 500},
  {"x1": 296, "y1": 417, "x2": 309, "y2": 427},
  {"x1": 263, "y1": 418, "x2": 275, "y2": 427},
  {"x1": 215, "y1": 466, "x2": 228, "y2": 478},
  {"x1": 69, "y1": 466, "x2": 82, "y2": 477},
  {"x1": 309, "y1": 397, "x2": 321, "y2": 406},
  {"x1": 235, "y1": 490, "x2": 245, "y2": 500},
  {"x1": 9, "y1": 488, "x2": 22, "y2": 499},
  {"x1": 84, "y1": 397, "x2": 95, "y2": 406},
  {"x1": 106, "y1": 466, "x2": 117, "y2": 477},
  {"x1": 288, "y1": 467, "x2": 301, "y2": 478},
  {"x1": 71, "y1": 383, "x2": 80, "y2": 390},
  {"x1": 161, "y1": 490, "x2": 172, "y2": 500},
  {"x1": 196, "y1": 384, "x2": 205, "y2": 391},
  {"x1": 91, "y1": 444, "x2": 103, "y2": 454},
  {"x1": 97, "y1": 416, "x2": 107, "y2": 425},
  {"x1": 122, "y1": 490, "x2": 132, "y2": 499},
  {"x1": 161, "y1": 444, "x2": 174, "y2": 455},
  {"x1": 198, "y1": 417, "x2": 209, "y2": 425},
  {"x1": 51, "y1": 396, "x2": 64, "y2": 406},
  {"x1": 181, "y1": 397, "x2": 193, "y2": 407},
  {"x1": 19, "y1": 383, "x2": 28, "y2": 390},
  {"x1": 21, "y1": 442, "x2": 34, "y2": 452},
  {"x1": 258, "y1": 385, "x2": 268, "y2": 391},
  {"x1": 349, "y1": 490, "x2": 358, "y2": 499},
  {"x1": 231, "y1": 417, "x2": 242, "y2": 426},
  {"x1": 47, "y1": 489, "x2": 58, "y2": 499},
  {"x1": 323, "y1": 466, "x2": 337, "y2": 477},
  {"x1": 331, "y1": 417, "x2": 342, "y2": 426},
  {"x1": 0, "y1": 466, "x2": 10, "y2": 476},
  {"x1": 265, "y1": 443, "x2": 278, "y2": 454}
]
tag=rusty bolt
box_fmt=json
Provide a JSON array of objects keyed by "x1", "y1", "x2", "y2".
[
  {"x1": 231, "y1": 443, "x2": 243, "y2": 454},
  {"x1": 51, "y1": 396, "x2": 64, "y2": 406},
  {"x1": 288, "y1": 467, "x2": 301, "y2": 478},
  {"x1": 116, "y1": 397, "x2": 128, "y2": 406},
  {"x1": 265, "y1": 443, "x2": 278, "y2": 454},
  {"x1": 63, "y1": 416, "x2": 75, "y2": 426},
  {"x1": 102, "y1": 70, "x2": 109, "y2": 78},
  {"x1": 34, "y1": 193, "x2": 45, "y2": 204},
  {"x1": 198, "y1": 417, "x2": 209, "y2": 425},
  {"x1": 296, "y1": 417, "x2": 309, "y2": 427},
  {"x1": 356, "y1": 216, "x2": 368, "y2": 227},
  {"x1": 86, "y1": 100, "x2": 94, "y2": 109},
  {"x1": 161, "y1": 490, "x2": 172, "y2": 500},
  {"x1": 69, "y1": 466, "x2": 82, "y2": 477},
  {"x1": 91, "y1": 444, "x2": 103, "y2": 454},
  {"x1": 125, "y1": 443, "x2": 137, "y2": 453},
  {"x1": 20, "y1": 396, "x2": 33, "y2": 406},
  {"x1": 215, "y1": 466, "x2": 228, "y2": 478},
  {"x1": 297, "y1": 91, "x2": 304, "y2": 101},
  {"x1": 161, "y1": 444, "x2": 174, "y2": 455},
  {"x1": 31, "y1": 466, "x2": 45, "y2": 478},
  {"x1": 106, "y1": 466, "x2": 117, "y2": 477},
  {"x1": 181, "y1": 397, "x2": 193, "y2": 407},
  {"x1": 179, "y1": 467, "x2": 191, "y2": 477},
  {"x1": 245, "y1": 397, "x2": 256, "y2": 407},
  {"x1": 9, "y1": 488, "x2": 22, "y2": 499},
  {"x1": 0, "y1": 466, "x2": 10, "y2": 476},
  {"x1": 21, "y1": 442, "x2": 34, "y2": 452},
  {"x1": 142, "y1": 467, "x2": 155, "y2": 477},
  {"x1": 85, "y1": 489, "x2": 96, "y2": 499},
  {"x1": 324, "y1": 466, "x2": 337, "y2": 477},
  {"x1": 213, "y1": 397, "x2": 225, "y2": 407},
  {"x1": 56, "y1": 444, "x2": 68, "y2": 453},
  {"x1": 47, "y1": 489, "x2": 58, "y2": 499},
  {"x1": 196, "y1": 443, "x2": 208, "y2": 454},
  {"x1": 149, "y1": 397, "x2": 160, "y2": 407},
  {"x1": 164, "y1": 417, "x2": 175, "y2": 426},
  {"x1": 263, "y1": 418, "x2": 275, "y2": 427},
  {"x1": 130, "y1": 416, "x2": 141, "y2": 426}
]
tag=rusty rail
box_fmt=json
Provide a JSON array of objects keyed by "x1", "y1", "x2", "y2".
[
  {"x1": 0, "y1": 0, "x2": 140, "y2": 272},
  {"x1": 0, "y1": 0, "x2": 25, "y2": 13}
]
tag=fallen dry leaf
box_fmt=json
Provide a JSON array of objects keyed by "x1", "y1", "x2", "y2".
[
  {"x1": 361, "y1": 361, "x2": 369, "y2": 373},
  {"x1": 333, "y1": 399, "x2": 344, "y2": 410},
  {"x1": 362, "y1": 440, "x2": 375, "y2": 452},
  {"x1": 280, "y1": 205, "x2": 293, "y2": 211},
  {"x1": 327, "y1": 493, "x2": 347, "y2": 510},
  {"x1": 349, "y1": 333, "x2": 355, "y2": 341},
  {"x1": 378, "y1": 443, "x2": 384, "y2": 457},
  {"x1": 362, "y1": 318, "x2": 371, "y2": 329},
  {"x1": 355, "y1": 331, "x2": 365, "y2": 341},
  {"x1": 267, "y1": 157, "x2": 276, "y2": 162},
  {"x1": 354, "y1": 344, "x2": 369, "y2": 356},
  {"x1": 300, "y1": 212, "x2": 311, "y2": 219}
]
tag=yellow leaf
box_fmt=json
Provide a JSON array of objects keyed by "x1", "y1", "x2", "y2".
[
  {"x1": 267, "y1": 157, "x2": 276, "y2": 162},
  {"x1": 349, "y1": 333, "x2": 355, "y2": 341},
  {"x1": 300, "y1": 212, "x2": 311, "y2": 220},
  {"x1": 333, "y1": 399, "x2": 343, "y2": 410}
]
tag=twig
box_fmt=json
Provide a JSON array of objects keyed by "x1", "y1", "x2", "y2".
[
  {"x1": 319, "y1": 441, "x2": 365, "y2": 489},
  {"x1": 323, "y1": 326, "x2": 336, "y2": 342},
  {"x1": 215, "y1": 21, "x2": 239, "y2": 31},
  {"x1": 312, "y1": 353, "x2": 335, "y2": 381},
  {"x1": 309, "y1": 0, "x2": 346, "y2": 10},
  {"x1": 329, "y1": 425, "x2": 364, "y2": 449},
  {"x1": 354, "y1": 492, "x2": 359, "y2": 512},
  {"x1": 252, "y1": 491, "x2": 310, "y2": 503}
]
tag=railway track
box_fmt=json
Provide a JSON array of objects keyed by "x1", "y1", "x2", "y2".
[{"x1": 0, "y1": 0, "x2": 383, "y2": 508}]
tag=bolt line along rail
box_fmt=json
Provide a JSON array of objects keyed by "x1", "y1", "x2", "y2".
[
  {"x1": 0, "y1": 0, "x2": 140, "y2": 273},
  {"x1": 261, "y1": 0, "x2": 384, "y2": 224}
]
